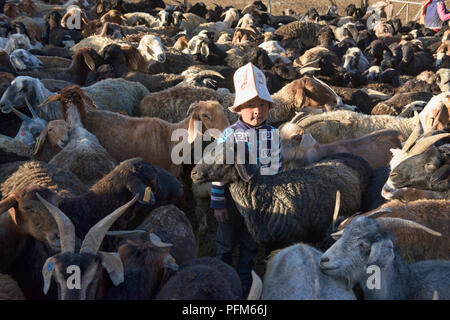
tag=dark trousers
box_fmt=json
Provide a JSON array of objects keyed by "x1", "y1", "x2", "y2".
[{"x1": 215, "y1": 188, "x2": 258, "y2": 291}]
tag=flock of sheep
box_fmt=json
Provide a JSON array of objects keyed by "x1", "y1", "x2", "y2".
[{"x1": 0, "y1": 0, "x2": 449, "y2": 300}]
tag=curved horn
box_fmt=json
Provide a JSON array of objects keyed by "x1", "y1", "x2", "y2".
[
  {"x1": 300, "y1": 67, "x2": 320, "y2": 75},
  {"x1": 39, "y1": 94, "x2": 61, "y2": 108},
  {"x1": 375, "y1": 217, "x2": 442, "y2": 237},
  {"x1": 24, "y1": 96, "x2": 39, "y2": 119},
  {"x1": 402, "y1": 111, "x2": 423, "y2": 152},
  {"x1": 35, "y1": 192, "x2": 76, "y2": 253},
  {"x1": 80, "y1": 195, "x2": 138, "y2": 254},
  {"x1": 364, "y1": 207, "x2": 392, "y2": 219},
  {"x1": 11, "y1": 107, "x2": 32, "y2": 123},
  {"x1": 332, "y1": 190, "x2": 341, "y2": 227},
  {"x1": 149, "y1": 233, "x2": 173, "y2": 248},
  {"x1": 408, "y1": 133, "x2": 450, "y2": 156},
  {"x1": 247, "y1": 270, "x2": 263, "y2": 300},
  {"x1": 193, "y1": 70, "x2": 225, "y2": 80}
]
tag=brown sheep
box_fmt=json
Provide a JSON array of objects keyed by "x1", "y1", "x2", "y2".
[
  {"x1": 33, "y1": 119, "x2": 69, "y2": 162},
  {"x1": 100, "y1": 9, "x2": 126, "y2": 25},
  {"x1": 334, "y1": 199, "x2": 450, "y2": 263},
  {"x1": 40, "y1": 88, "x2": 230, "y2": 176},
  {"x1": 280, "y1": 122, "x2": 403, "y2": 170}
]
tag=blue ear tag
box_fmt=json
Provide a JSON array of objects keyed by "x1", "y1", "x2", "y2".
[{"x1": 46, "y1": 262, "x2": 54, "y2": 271}]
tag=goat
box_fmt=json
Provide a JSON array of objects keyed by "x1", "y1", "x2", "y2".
[
  {"x1": 19, "y1": 47, "x2": 103, "y2": 85},
  {"x1": 9, "y1": 49, "x2": 42, "y2": 70},
  {"x1": 41, "y1": 86, "x2": 229, "y2": 176},
  {"x1": 39, "y1": 193, "x2": 138, "y2": 300},
  {"x1": 35, "y1": 86, "x2": 117, "y2": 186},
  {"x1": 262, "y1": 243, "x2": 356, "y2": 300},
  {"x1": 436, "y1": 68, "x2": 450, "y2": 92},
  {"x1": 320, "y1": 214, "x2": 449, "y2": 299},
  {"x1": 103, "y1": 230, "x2": 179, "y2": 299},
  {"x1": 342, "y1": 47, "x2": 370, "y2": 73},
  {"x1": 435, "y1": 41, "x2": 450, "y2": 68},
  {"x1": 32, "y1": 119, "x2": 69, "y2": 162},
  {"x1": 279, "y1": 122, "x2": 403, "y2": 170}
]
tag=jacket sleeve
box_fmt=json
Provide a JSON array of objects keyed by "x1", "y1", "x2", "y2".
[
  {"x1": 437, "y1": 2, "x2": 450, "y2": 21},
  {"x1": 210, "y1": 128, "x2": 233, "y2": 210}
]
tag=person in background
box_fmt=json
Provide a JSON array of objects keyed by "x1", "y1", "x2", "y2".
[
  {"x1": 421, "y1": 0, "x2": 450, "y2": 30},
  {"x1": 210, "y1": 62, "x2": 282, "y2": 296}
]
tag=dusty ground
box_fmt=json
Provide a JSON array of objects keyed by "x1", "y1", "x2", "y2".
[{"x1": 167, "y1": 0, "x2": 433, "y2": 23}]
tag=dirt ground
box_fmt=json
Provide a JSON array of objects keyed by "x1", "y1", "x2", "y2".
[{"x1": 166, "y1": 0, "x2": 435, "y2": 23}]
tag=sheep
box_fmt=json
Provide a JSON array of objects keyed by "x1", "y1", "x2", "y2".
[
  {"x1": 2, "y1": 33, "x2": 39, "y2": 54},
  {"x1": 191, "y1": 144, "x2": 372, "y2": 251},
  {"x1": 320, "y1": 213, "x2": 449, "y2": 299},
  {"x1": 279, "y1": 122, "x2": 403, "y2": 170},
  {"x1": 34, "y1": 86, "x2": 118, "y2": 187},
  {"x1": 0, "y1": 50, "x2": 18, "y2": 74},
  {"x1": 19, "y1": 47, "x2": 104, "y2": 86},
  {"x1": 0, "y1": 134, "x2": 32, "y2": 164},
  {"x1": 155, "y1": 257, "x2": 243, "y2": 299},
  {"x1": 9, "y1": 49, "x2": 43, "y2": 70},
  {"x1": 274, "y1": 21, "x2": 324, "y2": 48},
  {"x1": 294, "y1": 110, "x2": 416, "y2": 144},
  {"x1": 5, "y1": 157, "x2": 181, "y2": 255},
  {"x1": 370, "y1": 92, "x2": 433, "y2": 116},
  {"x1": 38, "y1": 194, "x2": 139, "y2": 300},
  {"x1": 138, "y1": 77, "x2": 340, "y2": 127},
  {"x1": 342, "y1": 47, "x2": 370, "y2": 73},
  {"x1": 103, "y1": 230, "x2": 179, "y2": 300},
  {"x1": 0, "y1": 274, "x2": 25, "y2": 300},
  {"x1": 418, "y1": 92, "x2": 450, "y2": 131},
  {"x1": 123, "y1": 12, "x2": 159, "y2": 27},
  {"x1": 399, "y1": 42, "x2": 434, "y2": 76},
  {"x1": 436, "y1": 69, "x2": 450, "y2": 92},
  {"x1": 1, "y1": 76, "x2": 150, "y2": 120},
  {"x1": 32, "y1": 119, "x2": 68, "y2": 162},
  {"x1": 40, "y1": 86, "x2": 229, "y2": 176},
  {"x1": 435, "y1": 40, "x2": 450, "y2": 68},
  {"x1": 382, "y1": 142, "x2": 450, "y2": 202},
  {"x1": 9, "y1": 102, "x2": 47, "y2": 148},
  {"x1": 261, "y1": 243, "x2": 356, "y2": 300},
  {"x1": 100, "y1": 9, "x2": 126, "y2": 25}
]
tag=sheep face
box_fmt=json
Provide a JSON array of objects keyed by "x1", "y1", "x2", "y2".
[
  {"x1": 34, "y1": 120, "x2": 70, "y2": 157},
  {"x1": 9, "y1": 49, "x2": 43, "y2": 71},
  {"x1": 0, "y1": 76, "x2": 48, "y2": 113},
  {"x1": 436, "y1": 69, "x2": 450, "y2": 92},
  {"x1": 342, "y1": 48, "x2": 362, "y2": 72},
  {"x1": 320, "y1": 217, "x2": 392, "y2": 288},
  {"x1": 0, "y1": 185, "x2": 62, "y2": 250},
  {"x1": 387, "y1": 146, "x2": 449, "y2": 192},
  {"x1": 4, "y1": 34, "x2": 32, "y2": 54},
  {"x1": 157, "y1": 10, "x2": 171, "y2": 27},
  {"x1": 279, "y1": 122, "x2": 318, "y2": 167},
  {"x1": 138, "y1": 35, "x2": 166, "y2": 65}
]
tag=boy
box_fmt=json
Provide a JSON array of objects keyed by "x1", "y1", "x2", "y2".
[
  {"x1": 421, "y1": 0, "x2": 450, "y2": 30},
  {"x1": 210, "y1": 62, "x2": 282, "y2": 294}
]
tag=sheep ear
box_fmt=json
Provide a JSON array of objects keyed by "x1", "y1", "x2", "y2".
[
  {"x1": 290, "y1": 134, "x2": 303, "y2": 143},
  {"x1": 98, "y1": 251, "x2": 124, "y2": 286},
  {"x1": 10, "y1": 55, "x2": 26, "y2": 70},
  {"x1": 42, "y1": 256, "x2": 56, "y2": 295},
  {"x1": 296, "y1": 86, "x2": 306, "y2": 107},
  {"x1": 299, "y1": 132, "x2": 316, "y2": 150},
  {"x1": 430, "y1": 164, "x2": 450, "y2": 190},
  {"x1": 96, "y1": 3, "x2": 103, "y2": 14},
  {"x1": 33, "y1": 126, "x2": 48, "y2": 156},
  {"x1": 81, "y1": 93, "x2": 97, "y2": 110},
  {"x1": 200, "y1": 43, "x2": 209, "y2": 61},
  {"x1": 83, "y1": 53, "x2": 96, "y2": 71},
  {"x1": 188, "y1": 115, "x2": 202, "y2": 144},
  {"x1": 367, "y1": 239, "x2": 394, "y2": 269},
  {"x1": 126, "y1": 178, "x2": 156, "y2": 206},
  {"x1": 162, "y1": 253, "x2": 178, "y2": 271},
  {"x1": 0, "y1": 194, "x2": 17, "y2": 216}
]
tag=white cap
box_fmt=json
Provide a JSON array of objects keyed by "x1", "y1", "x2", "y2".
[{"x1": 229, "y1": 62, "x2": 273, "y2": 113}]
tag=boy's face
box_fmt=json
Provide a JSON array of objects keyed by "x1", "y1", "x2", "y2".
[{"x1": 237, "y1": 97, "x2": 270, "y2": 127}]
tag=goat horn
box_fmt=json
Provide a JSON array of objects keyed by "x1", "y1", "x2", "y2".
[
  {"x1": 35, "y1": 192, "x2": 76, "y2": 253},
  {"x1": 80, "y1": 195, "x2": 138, "y2": 254},
  {"x1": 408, "y1": 133, "x2": 450, "y2": 156},
  {"x1": 375, "y1": 217, "x2": 442, "y2": 237},
  {"x1": 290, "y1": 112, "x2": 306, "y2": 124},
  {"x1": 11, "y1": 107, "x2": 32, "y2": 123},
  {"x1": 300, "y1": 67, "x2": 320, "y2": 75},
  {"x1": 430, "y1": 105, "x2": 444, "y2": 131},
  {"x1": 298, "y1": 58, "x2": 321, "y2": 68},
  {"x1": 332, "y1": 190, "x2": 341, "y2": 226},
  {"x1": 312, "y1": 75, "x2": 341, "y2": 106},
  {"x1": 402, "y1": 112, "x2": 423, "y2": 152},
  {"x1": 247, "y1": 270, "x2": 263, "y2": 300},
  {"x1": 24, "y1": 96, "x2": 39, "y2": 119},
  {"x1": 149, "y1": 233, "x2": 173, "y2": 248},
  {"x1": 364, "y1": 207, "x2": 392, "y2": 219},
  {"x1": 192, "y1": 70, "x2": 224, "y2": 80},
  {"x1": 39, "y1": 94, "x2": 61, "y2": 108}
]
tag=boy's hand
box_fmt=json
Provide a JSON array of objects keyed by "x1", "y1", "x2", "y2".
[{"x1": 214, "y1": 208, "x2": 229, "y2": 223}]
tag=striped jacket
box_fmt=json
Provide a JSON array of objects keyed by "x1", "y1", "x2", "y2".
[{"x1": 210, "y1": 118, "x2": 282, "y2": 209}]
